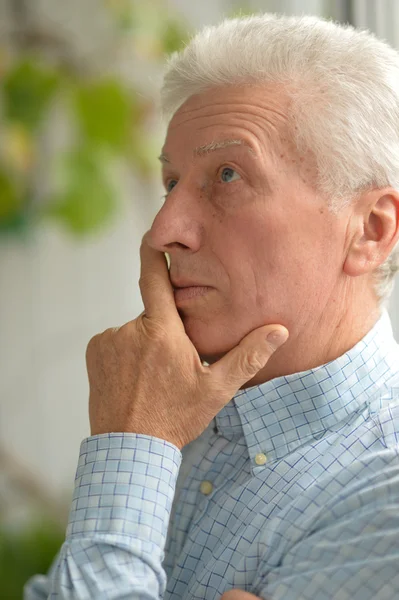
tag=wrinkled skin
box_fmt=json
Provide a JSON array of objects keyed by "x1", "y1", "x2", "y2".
[{"x1": 149, "y1": 84, "x2": 397, "y2": 388}]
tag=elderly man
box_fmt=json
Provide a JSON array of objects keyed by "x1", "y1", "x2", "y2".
[{"x1": 25, "y1": 12, "x2": 399, "y2": 600}]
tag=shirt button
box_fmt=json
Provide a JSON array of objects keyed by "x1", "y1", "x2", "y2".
[
  {"x1": 200, "y1": 480, "x2": 213, "y2": 495},
  {"x1": 255, "y1": 453, "x2": 267, "y2": 466}
]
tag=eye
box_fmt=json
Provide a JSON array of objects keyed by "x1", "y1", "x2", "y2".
[
  {"x1": 166, "y1": 180, "x2": 178, "y2": 193},
  {"x1": 162, "y1": 166, "x2": 241, "y2": 199},
  {"x1": 220, "y1": 167, "x2": 241, "y2": 184}
]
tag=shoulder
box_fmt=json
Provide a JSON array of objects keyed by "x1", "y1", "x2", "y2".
[
  {"x1": 313, "y1": 395, "x2": 399, "y2": 518},
  {"x1": 270, "y1": 399, "x2": 399, "y2": 543},
  {"x1": 369, "y1": 395, "x2": 399, "y2": 448}
]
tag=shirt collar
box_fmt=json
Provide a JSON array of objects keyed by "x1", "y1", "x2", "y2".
[{"x1": 214, "y1": 309, "x2": 399, "y2": 471}]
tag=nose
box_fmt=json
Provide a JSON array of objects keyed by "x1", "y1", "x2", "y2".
[{"x1": 147, "y1": 187, "x2": 204, "y2": 255}]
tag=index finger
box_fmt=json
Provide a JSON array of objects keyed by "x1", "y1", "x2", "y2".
[{"x1": 139, "y1": 233, "x2": 180, "y2": 322}]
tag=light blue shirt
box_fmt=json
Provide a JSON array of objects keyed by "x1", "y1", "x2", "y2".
[{"x1": 25, "y1": 310, "x2": 399, "y2": 599}]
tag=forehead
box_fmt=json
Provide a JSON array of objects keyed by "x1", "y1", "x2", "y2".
[
  {"x1": 161, "y1": 84, "x2": 319, "y2": 193},
  {"x1": 163, "y1": 84, "x2": 291, "y2": 157}
]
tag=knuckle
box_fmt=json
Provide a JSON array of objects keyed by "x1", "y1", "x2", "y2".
[
  {"x1": 86, "y1": 333, "x2": 99, "y2": 354},
  {"x1": 85, "y1": 334, "x2": 102, "y2": 366},
  {"x1": 105, "y1": 326, "x2": 120, "y2": 336},
  {"x1": 242, "y1": 348, "x2": 264, "y2": 376},
  {"x1": 86, "y1": 327, "x2": 116, "y2": 356}
]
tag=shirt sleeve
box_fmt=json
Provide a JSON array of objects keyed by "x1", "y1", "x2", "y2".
[
  {"x1": 258, "y1": 449, "x2": 399, "y2": 600},
  {"x1": 23, "y1": 433, "x2": 182, "y2": 600}
]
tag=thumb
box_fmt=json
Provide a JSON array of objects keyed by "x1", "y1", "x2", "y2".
[{"x1": 209, "y1": 325, "x2": 289, "y2": 394}]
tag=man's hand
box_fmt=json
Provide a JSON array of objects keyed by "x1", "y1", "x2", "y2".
[
  {"x1": 221, "y1": 591, "x2": 264, "y2": 599},
  {"x1": 86, "y1": 233, "x2": 289, "y2": 450}
]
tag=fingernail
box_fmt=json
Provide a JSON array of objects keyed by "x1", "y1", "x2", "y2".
[{"x1": 267, "y1": 329, "x2": 289, "y2": 349}]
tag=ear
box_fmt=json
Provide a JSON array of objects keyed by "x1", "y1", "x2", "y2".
[{"x1": 343, "y1": 187, "x2": 399, "y2": 277}]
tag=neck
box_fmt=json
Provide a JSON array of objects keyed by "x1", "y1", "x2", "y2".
[{"x1": 239, "y1": 293, "x2": 382, "y2": 390}]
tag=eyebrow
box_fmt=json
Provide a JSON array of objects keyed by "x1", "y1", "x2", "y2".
[{"x1": 158, "y1": 138, "x2": 256, "y2": 164}]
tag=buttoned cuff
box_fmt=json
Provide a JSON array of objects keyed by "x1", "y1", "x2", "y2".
[{"x1": 66, "y1": 433, "x2": 182, "y2": 550}]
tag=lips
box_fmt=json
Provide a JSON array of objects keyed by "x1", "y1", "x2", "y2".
[
  {"x1": 170, "y1": 279, "x2": 209, "y2": 290},
  {"x1": 173, "y1": 285, "x2": 213, "y2": 303}
]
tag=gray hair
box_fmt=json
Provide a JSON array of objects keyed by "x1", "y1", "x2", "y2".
[{"x1": 159, "y1": 13, "x2": 399, "y2": 309}]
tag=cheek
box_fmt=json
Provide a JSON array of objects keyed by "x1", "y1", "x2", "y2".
[
  {"x1": 220, "y1": 216, "x2": 282, "y2": 285},
  {"x1": 220, "y1": 212, "x2": 319, "y2": 309}
]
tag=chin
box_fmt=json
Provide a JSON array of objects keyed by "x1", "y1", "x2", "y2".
[
  {"x1": 182, "y1": 317, "x2": 239, "y2": 364},
  {"x1": 194, "y1": 341, "x2": 228, "y2": 365}
]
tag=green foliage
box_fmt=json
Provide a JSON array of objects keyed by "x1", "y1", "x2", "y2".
[
  {"x1": 161, "y1": 18, "x2": 190, "y2": 54},
  {"x1": 3, "y1": 60, "x2": 60, "y2": 132},
  {"x1": 74, "y1": 79, "x2": 131, "y2": 152},
  {"x1": 45, "y1": 147, "x2": 117, "y2": 236},
  {"x1": 111, "y1": 0, "x2": 136, "y2": 31},
  {"x1": 123, "y1": 1, "x2": 190, "y2": 56},
  {"x1": 0, "y1": 517, "x2": 65, "y2": 599},
  {"x1": 0, "y1": 3, "x2": 191, "y2": 239},
  {"x1": 0, "y1": 167, "x2": 30, "y2": 237},
  {"x1": 0, "y1": 168, "x2": 20, "y2": 220}
]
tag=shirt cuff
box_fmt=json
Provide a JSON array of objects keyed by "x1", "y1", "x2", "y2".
[{"x1": 66, "y1": 433, "x2": 182, "y2": 550}]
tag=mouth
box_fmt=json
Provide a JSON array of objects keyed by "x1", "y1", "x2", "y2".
[{"x1": 173, "y1": 286, "x2": 213, "y2": 304}]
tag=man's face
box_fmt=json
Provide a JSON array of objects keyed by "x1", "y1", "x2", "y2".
[{"x1": 148, "y1": 85, "x2": 348, "y2": 363}]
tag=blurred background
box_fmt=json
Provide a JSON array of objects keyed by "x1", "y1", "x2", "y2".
[{"x1": 1, "y1": 0, "x2": 399, "y2": 597}]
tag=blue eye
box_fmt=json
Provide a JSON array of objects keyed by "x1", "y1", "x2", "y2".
[
  {"x1": 162, "y1": 167, "x2": 241, "y2": 200},
  {"x1": 220, "y1": 167, "x2": 241, "y2": 183},
  {"x1": 166, "y1": 180, "x2": 177, "y2": 193}
]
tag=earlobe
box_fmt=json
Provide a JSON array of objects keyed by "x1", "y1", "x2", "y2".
[
  {"x1": 343, "y1": 247, "x2": 370, "y2": 278},
  {"x1": 343, "y1": 190, "x2": 399, "y2": 278}
]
